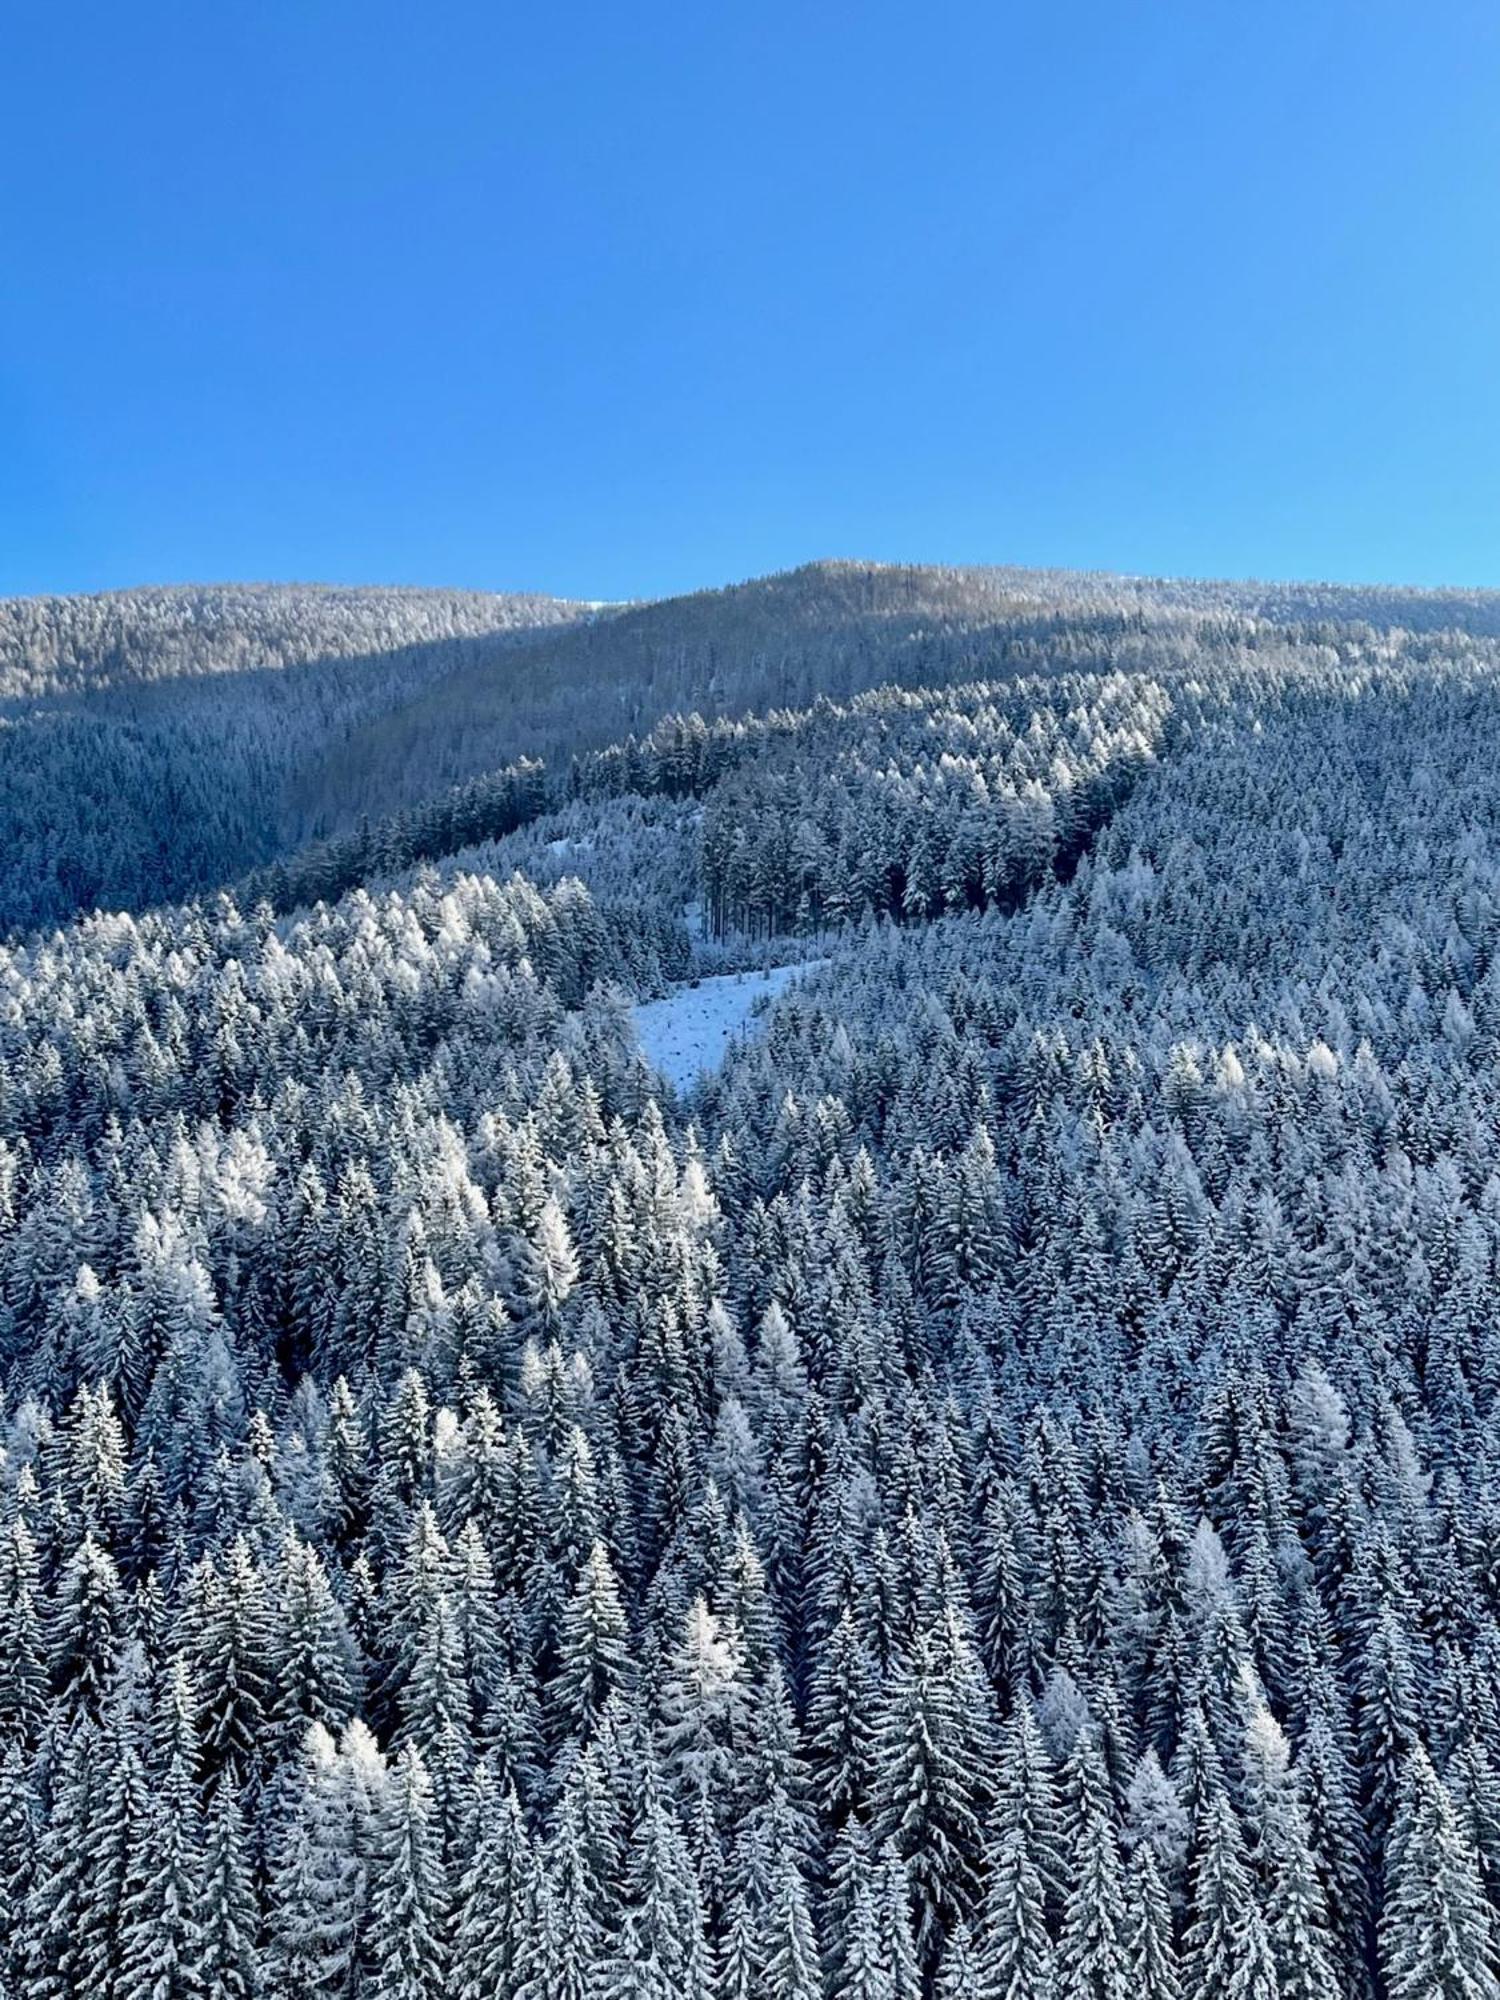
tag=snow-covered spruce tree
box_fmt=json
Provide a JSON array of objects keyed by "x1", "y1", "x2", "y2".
[
  {"x1": 1181, "y1": 1792, "x2": 1279, "y2": 2000},
  {"x1": 1121, "y1": 1844, "x2": 1179, "y2": 2000},
  {"x1": 975, "y1": 1821, "x2": 1056, "y2": 2000},
  {"x1": 196, "y1": 1775, "x2": 260, "y2": 2000},
  {"x1": 368, "y1": 1744, "x2": 448, "y2": 2000},
  {"x1": 1379, "y1": 1745, "x2": 1500, "y2": 2000},
  {"x1": 267, "y1": 1725, "x2": 366, "y2": 2000},
  {"x1": 1055, "y1": 1728, "x2": 1129, "y2": 2000},
  {"x1": 551, "y1": 1540, "x2": 632, "y2": 1745},
  {"x1": 756, "y1": 1850, "x2": 823, "y2": 2000},
  {"x1": 871, "y1": 1626, "x2": 984, "y2": 1963},
  {"x1": 117, "y1": 1783, "x2": 200, "y2": 2000}
]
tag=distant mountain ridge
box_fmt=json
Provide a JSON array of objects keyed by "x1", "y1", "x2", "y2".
[{"x1": 5, "y1": 558, "x2": 1500, "y2": 935}]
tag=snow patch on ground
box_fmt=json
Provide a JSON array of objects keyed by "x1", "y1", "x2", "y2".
[{"x1": 632, "y1": 961, "x2": 826, "y2": 1091}]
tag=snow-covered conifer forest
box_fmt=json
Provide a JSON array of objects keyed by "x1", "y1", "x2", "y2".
[{"x1": 6, "y1": 556, "x2": 1500, "y2": 1997}]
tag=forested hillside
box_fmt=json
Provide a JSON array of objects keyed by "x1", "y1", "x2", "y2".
[
  {"x1": 0, "y1": 585, "x2": 585, "y2": 932},
  {"x1": 5, "y1": 564, "x2": 1500, "y2": 1998},
  {"x1": 14, "y1": 559, "x2": 1500, "y2": 939}
]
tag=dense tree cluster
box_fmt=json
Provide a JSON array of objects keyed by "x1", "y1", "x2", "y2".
[
  {"x1": 6, "y1": 570, "x2": 1500, "y2": 1994},
  {"x1": 696, "y1": 672, "x2": 1170, "y2": 937}
]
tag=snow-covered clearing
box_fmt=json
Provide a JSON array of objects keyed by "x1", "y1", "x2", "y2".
[{"x1": 632, "y1": 961, "x2": 826, "y2": 1090}]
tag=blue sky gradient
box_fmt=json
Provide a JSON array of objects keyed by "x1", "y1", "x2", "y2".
[{"x1": 4, "y1": 0, "x2": 1499, "y2": 600}]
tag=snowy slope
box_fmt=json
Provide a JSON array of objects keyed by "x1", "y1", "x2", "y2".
[{"x1": 631, "y1": 961, "x2": 825, "y2": 1090}]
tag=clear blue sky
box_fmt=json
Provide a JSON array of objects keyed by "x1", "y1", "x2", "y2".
[{"x1": 4, "y1": 0, "x2": 1500, "y2": 601}]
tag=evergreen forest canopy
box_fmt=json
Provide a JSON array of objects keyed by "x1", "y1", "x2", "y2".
[{"x1": 5, "y1": 557, "x2": 1500, "y2": 1998}]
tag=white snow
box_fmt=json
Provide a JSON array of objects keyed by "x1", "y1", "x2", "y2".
[{"x1": 632, "y1": 961, "x2": 826, "y2": 1091}]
